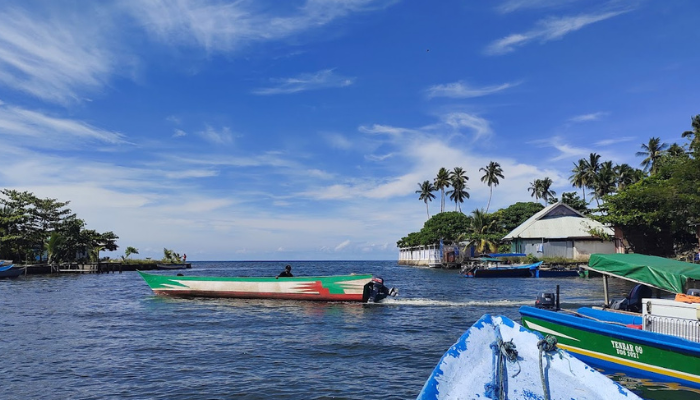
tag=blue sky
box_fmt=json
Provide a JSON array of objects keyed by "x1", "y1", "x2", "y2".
[{"x1": 1, "y1": 0, "x2": 698, "y2": 261}]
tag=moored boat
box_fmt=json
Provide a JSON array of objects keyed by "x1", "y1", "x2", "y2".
[
  {"x1": 155, "y1": 263, "x2": 191, "y2": 270},
  {"x1": 520, "y1": 253, "x2": 700, "y2": 389},
  {"x1": 417, "y1": 314, "x2": 640, "y2": 400},
  {"x1": 138, "y1": 271, "x2": 397, "y2": 303},
  {"x1": 0, "y1": 264, "x2": 23, "y2": 278},
  {"x1": 463, "y1": 260, "x2": 542, "y2": 278}
]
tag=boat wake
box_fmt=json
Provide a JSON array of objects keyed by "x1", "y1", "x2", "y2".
[{"x1": 378, "y1": 298, "x2": 533, "y2": 307}]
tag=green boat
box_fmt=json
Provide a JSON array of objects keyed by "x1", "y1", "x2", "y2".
[
  {"x1": 520, "y1": 253, "x2": 700, "y2": 389},
  {"x1": 138, "y1": 271, "x2": 397, "y2": 303}
]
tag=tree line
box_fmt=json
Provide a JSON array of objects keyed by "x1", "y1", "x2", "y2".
[
  {"x1": 404, "y1": 114, "x2": 700, "y2": 258},
  {"x1": 0, "y1": 189, "x2": 119, "y2": 264}
]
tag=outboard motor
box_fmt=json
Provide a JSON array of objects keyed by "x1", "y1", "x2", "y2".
[
  {"x1": 611, "y1": 284, "x2": 652, "y2": 313},
  {"x1": 363, "y1": 276, "x2": 398, "y2": 303},
  {"x1": 535, "y1": 292, "x2": 556, "y2": 309}
]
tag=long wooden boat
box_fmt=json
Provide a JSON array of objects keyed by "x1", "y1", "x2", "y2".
[
  {"x1": 520, "y1": 253, "x2": 700, "y2": 389},
  {"x1": 463, "y1": 261, "x2": 542, "y2": 278},
  {"x1": 0, "y1": 264, "x2": 23, "y2": 278},
  {"x1": 155, "y1": 263, "x2": 190, "y2": 270},
  {"x1": 417, "y1": 314, "x2": 640, "y2": 400},
  {"x1": 138, "y1": 271, "x2": 396, "y2": 303}
]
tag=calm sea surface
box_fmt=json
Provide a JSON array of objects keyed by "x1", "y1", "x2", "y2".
[{"x1": 1, "y1": 261, "x2": 698, "y2": 400}]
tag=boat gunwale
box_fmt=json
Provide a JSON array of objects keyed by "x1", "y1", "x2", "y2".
[{"x1": 520, "y1": 305, "x2": 700, "y2": 356}]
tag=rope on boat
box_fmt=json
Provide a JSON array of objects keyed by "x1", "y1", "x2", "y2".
[
  {"x1": 536, "y1": 335, "x2": 560, "y2": 400},
  {"x1": 490, "y1": 339, "x2": 521, "y2": 400}
]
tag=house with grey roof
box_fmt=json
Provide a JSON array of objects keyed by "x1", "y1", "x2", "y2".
[{"x1": 502, "y1": 202, "x2": 620, "y2": 260}]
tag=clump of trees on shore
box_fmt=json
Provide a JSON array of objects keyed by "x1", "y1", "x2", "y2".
[
  {"x1": 403, "y1": 114, "x2": 700, "y2": 258},
  {"x1": 0, "y1": 189, "x2": 119, "y2": 263}
]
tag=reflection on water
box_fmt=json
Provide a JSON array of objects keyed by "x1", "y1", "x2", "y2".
[{"x1": 607, "y1": 372, "x2": 700, "y2": 400}]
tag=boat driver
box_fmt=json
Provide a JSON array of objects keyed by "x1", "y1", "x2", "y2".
[{"x1": 276, "y1": 265, "x2": 293, "y2": 278}]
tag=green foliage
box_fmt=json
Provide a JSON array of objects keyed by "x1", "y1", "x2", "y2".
[
  {"x1": 549, "y1": 192, "x2": 588, "y2": 214},
  {"x1": 162, "y1": 248, "x2": 182, "y2": 263},
  {"x1": 491, "y1": 202, "x2": 544, "y2": 235},
  {"x1": 396, "y1": 211, "x2": 471, "y2": 247},
  {"x1": 0, "y1": 189, "x2": 119, "y2": 263}
]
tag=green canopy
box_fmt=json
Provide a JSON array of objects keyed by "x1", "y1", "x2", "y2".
[{"x1": 587, "y1": 253, "x2": 700, "y2": 294}]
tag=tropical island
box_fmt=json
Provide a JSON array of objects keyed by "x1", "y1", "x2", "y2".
[
  {"x1": 0, "y1": 189, "x2": 185, "y2": 271},
  {"x1": 399, "y1": 114, "x2": 700, "y2": 264}
]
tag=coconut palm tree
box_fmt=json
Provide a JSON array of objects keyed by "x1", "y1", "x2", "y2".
[
  {"x1": 681, "y1": 115, "x2": 700, "y2": 151},
  {"x1": 584, "y1": 153, "x2": 601, "y2": 195},
  {"x1": 591, "y1": 161, "x2": 616, "y2": 206},
  {"x1": 125, "y1": 246, "x2": 139, "y2": 259},
  {"x1": 479, "y1": 161, "x2": 504, "y2": 213},
  {"x1": 528, "y1": 179, "x2": 543, "y2": 202},
  {"x1": 569, "y1": 159, "x2": 588, "y2": 202},
  {"x1": 448, "y1": 167, "x2": 470, "y2": 212},
  {"x1": 666, "y1": 143, "x2": 687, "y2": 158},
  {"x1": 467, "y1": 208, "x2": 498, "y2": 254},
  {"x1": 434, "y1": 167, "x2": 451, "y2": 213},
  {"x1": 416, "y1": 180, "x2": 436, "y2": 218},
  {"x1": 446, "y1": 179, "x2": 470, "y2": 213},
  {"x1": 636, "y1": 137, "x2": 669, "y2": 174},
  {"x1": 614, "y1": 163, "x2": 636, "y2": 191},
  {"x1": 540, "y1": 177, "x2": 556, "y2": 204}
]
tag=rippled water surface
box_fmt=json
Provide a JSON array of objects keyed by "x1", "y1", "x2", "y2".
[{"x1": 1, "y1": 261, "x2": 698, "y2": 399}]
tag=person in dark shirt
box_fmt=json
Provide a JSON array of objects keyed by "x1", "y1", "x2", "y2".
[{"x1": 276, "y1": 265, "x2": 293, "y2": 278}]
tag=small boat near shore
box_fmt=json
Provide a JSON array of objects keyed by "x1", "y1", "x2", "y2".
[
  {"x1": 520, "y1": 253, "x2": 700, "y2": 389},
  {"x1": 155, "y1": 263, "x2": 191, "y2": 270},
  {"x1": 417, "y1": 314, "x2": 640, "y2": 400},
  {"x1": 138, "y1": 271, "x2": 397, "y2": 303},
  {"x1": 0, "y1": 264, "x2": 23, "y2": 278}
]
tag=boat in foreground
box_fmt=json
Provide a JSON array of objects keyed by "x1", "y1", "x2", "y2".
[
  {"x1": 138, "y1": 271, "x2": 397, "y2": 303},
  {"x1": 520, "y1": 253, "x2": 700, "y2": 389},
  {"x1": 417, "y1": 314, "x2": 640, "y2": 400},
  {"x1": 0, "y1": 264, "x2": 23, "y2": 278}
]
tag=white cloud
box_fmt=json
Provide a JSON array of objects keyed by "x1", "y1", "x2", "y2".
[
  {"x1": 595, "y1": 137, "x2": 634, "y2": 147},
  {"x1": 442, "y1": 112, "x2": 493, "y2": 140},
  {"x1": 252, "y1": 69, "x2": 354, "y2": 95},
  {"x1": 0, "y1": 7, "x2": 119, "y2": 104},
  {"x1": 197, "y1": 125, "x2": 234, "y2": 144},
  {"x1": 496, "y1": 0, "x2": 580, "y2": 14},
  {"x1": 124, "y1": 0, "x2": 388, "y2": 53},
  {"x1": 173, "y1": 129, "x2": 187, "y2": 137},
  {"x1": 335, "y1": 240, "x2": 351, "y2": 251},
  {"x1": 426, "y1": 81, "x2": 518, "y2": 99},
  {"x1": 568, "y1": 112, "x2": 608, "y2": 123},
  {"x1": 0, "y1": 103, "x2": 126, "y2": 147},
  {"x1": 485, "y1": 10, "x2": 630, "y2": 55}
]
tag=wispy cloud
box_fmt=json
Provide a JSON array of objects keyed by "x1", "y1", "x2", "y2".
[
  {"x1": 197, "y1": 125, "x2": 235, "y2": 144},
  {"x1": 496, "y1": 0, "x2": 580, "y2": 14},
  {"x1": 0, "y1": 7, "x2": 118, "y2": 104},
  {"x1": 252, "y1": 69, "x2": 354, "y2": 95},
  {"x1": 531, "y1": 136, "x2": 591, "y2": 161},
  {"x1": 0, "y1": 102, "x2": 126, "y2": 147},
  {"x1": 124, "y1": 0, "x2": 388, "y2": 53},
  {"x1": 485, "y1": 10, "x2": 630, "y2": 55},
  {"x1": 595, "y1": 137, "x2": 634, "y2": 146},
  {"x1": 173, "y1": 129, "x2": 187, "y2": 138},
  {"x1": 568, "y1": 111, "x2": 609, "y2": 123},
  {"x1": 442, "y1": 112, "x2": 493, "y2": 140},
  {"x1": 334, "y1": 240, "x2": 350, "y2": 251},
  {"x1": 425, "y1": 81, "x2": 518, "y2": 99}
]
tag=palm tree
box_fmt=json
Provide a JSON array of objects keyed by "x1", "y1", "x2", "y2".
[
  {"x1": 448, "y1": 167, "x2": 470, "y2": 212},
  {"x1": 124, "y1": 246, "x2": 139, "y2": 259},
  {"x1": 636, "y1": 137, "x2": 668, "y2": 174},
  {"x1": 614, "y1": 163, "x2": 636, "y2": 191},
  {"x1": 583, "y1": 153, "x2": 601, "y2": 198},
  {"x1": 479, "y1": 161, "x2": 504, "y2": 213},
  {"x1": 434, "y1": 167, "x2": 451, "y2": 213},
  {"x1": 467, "y1": 208, "x2": 498, "y2": 254},
  {"x1": 416, "y1": 180, "x2": 436, "y2": 218},
  {"x1": 540, "y1": 177, "x2": 556, "y2": 204},
  {"x1": 591, "y1": 161, "x2": 616, "y2": 206},
  {"x1": 681, "y1": 114, "x2": 700, "y2": 151},
  {"x1": 569, "y1": 159, "x2": 588, "y2": 202},
  {"x1": 528, "y1": 179, "x2": 543, "y2": 202},
  {"x1": 666, "y1": 143, "x2": 687, "y2": 158}
]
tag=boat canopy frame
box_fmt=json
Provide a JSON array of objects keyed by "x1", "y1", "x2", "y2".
[{"x1": 585, "y1": 253, "x2": 700, "y2": 295}]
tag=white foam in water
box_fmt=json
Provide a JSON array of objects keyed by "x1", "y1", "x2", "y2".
[{"x1": 379, "y1": 298, "x2": 533, "y2": 307}]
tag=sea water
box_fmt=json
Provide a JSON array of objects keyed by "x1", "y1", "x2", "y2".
[{"x1": 1, "y1": 261, "x2": 697, "y2": 399}]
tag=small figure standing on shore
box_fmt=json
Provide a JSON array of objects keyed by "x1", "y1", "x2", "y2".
[
  {"x1": 276, "y1": 265, "x2": 293, "y2": 278},
  {"x1": 183, "y1": 253, "x2": 187, "y2": 263}
]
